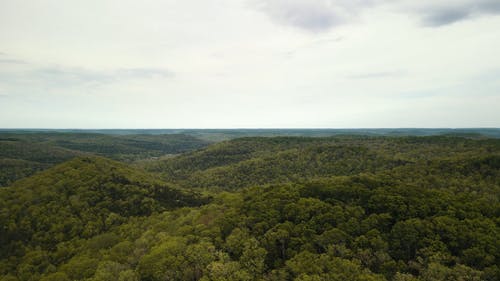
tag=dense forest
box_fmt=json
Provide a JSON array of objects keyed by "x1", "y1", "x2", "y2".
[
  {"x1": 0, "y1": 133, "x2": 210, "y2": 186},
  {"x1": 0, "y1": 132, "x2": 499, "y2": 281}
]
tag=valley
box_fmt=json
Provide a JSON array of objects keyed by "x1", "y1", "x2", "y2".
[{"x1": 0, "y1": 131, "x2": 499, "y2": 281}]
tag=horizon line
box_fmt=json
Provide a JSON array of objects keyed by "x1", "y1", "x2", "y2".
[{"x1": 1, "y1": 127, "x2": 499, "y2": 130}]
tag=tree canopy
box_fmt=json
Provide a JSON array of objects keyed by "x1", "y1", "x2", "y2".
[{"x1": 0, "y1": 134, "x2": 499, "y2": 281}]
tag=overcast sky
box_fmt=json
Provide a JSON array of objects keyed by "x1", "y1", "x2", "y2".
[{"x1": 1, "y1": 0, "x2": 499, "y2": 128}]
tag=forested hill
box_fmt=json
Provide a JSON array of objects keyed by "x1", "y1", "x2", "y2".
[
  {"x1": 4, "y1": 128, "x2": 499, "y2": 141},
  {"x1": 0, "y1": 135, "x2": 499, "y2": 281},
  {"x1": 140, "y1": 136, "x2": 500, "y2": 190},
  {"x1": 0, "y1": 157, "x2": 208, "y2": 269},
  {"x1": 0, "y1": 133, "x2": 210, "y2": 186}
]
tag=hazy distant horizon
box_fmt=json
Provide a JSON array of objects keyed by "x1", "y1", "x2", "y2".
[
  {"x1": 3, "y1": 128, "x2": 500, "y2": 140},
  {"x1": 2, "y1": 127, "x2": 499, "y2": 130}
]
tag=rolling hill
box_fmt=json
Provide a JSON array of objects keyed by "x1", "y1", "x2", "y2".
[
  {"x1": 0, "y1": 156, "x2": 208, "y2": 264},
  {"x1": 140, "y1": 136, "x2": 500, "y2": 190},
  {"x1": 0, "y1": 135, "x2": 499, "y2": 281},
  {"x1": 0, "y1": 133, "x2": 210, "y2": 186}
]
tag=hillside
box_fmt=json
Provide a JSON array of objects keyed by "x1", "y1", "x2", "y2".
[
  {"x1": 0, "y1": 135, "x2": 499, "y2": 281},
  {"x1": 141, "y1": 136, "x2": 500, "y2": 190},
  {"x1": 0, "y1": 156, "x2": 208, "y2": 271},
  {"x1": 0, "y1": 133, "x2": 210, "y2": 186}
]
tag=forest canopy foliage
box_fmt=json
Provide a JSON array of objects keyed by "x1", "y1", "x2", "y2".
[
  {"x1": 0, "y1": 133, "x2": 499, "y2": 281},
  {"x1": 0, "y1": 132, "x2": 210, "y2": 186}
]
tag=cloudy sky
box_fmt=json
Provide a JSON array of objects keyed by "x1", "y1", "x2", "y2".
[{"x1": 1, "y1": 0, "x2": 499, "y2": 128}]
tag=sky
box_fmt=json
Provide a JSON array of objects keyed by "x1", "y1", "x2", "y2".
[{"x1": 0, "y1": 0, "x2": 499, "y2": 128}]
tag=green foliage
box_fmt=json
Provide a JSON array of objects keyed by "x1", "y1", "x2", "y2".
[
  {"x1": 1, "y1": 135, "x2": 499, "y2": 281},
  {"x1": 0, "y1": 157, "x2": 208, "y2": 266},
  {"x1": 0, "y1": 132, "x2": 209, "y2": 186},
  {"x1": 143, "y1": 136, "x2": 500, "y2": 190}
]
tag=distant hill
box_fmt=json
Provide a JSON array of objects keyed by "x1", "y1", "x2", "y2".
[
  {"x1": 0, "y1": 139, "x2": 84, "y2": 186},
  {"x1": 141, "y1": 135, "x2": 500, "y2": 190},
  {"x1": 0, "y1": 133, "x2": 210, "y2": 186},
  {"x1": 3, "y1": 128, "x2": 499, "y2": 141}
]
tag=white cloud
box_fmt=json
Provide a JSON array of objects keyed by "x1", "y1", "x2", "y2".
[
  {"x1": 397, "y1": 0, "x2": 500, "y2": 26},
  {"x1": 252, "y1": 0, "x2": 374, "y2": 31},
  {"x1": 253, "y1": 0, "x2": 500, "y2": 31},
  {"x1": 0, "y1": 0, "x2": 499, "y2": 128}
]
